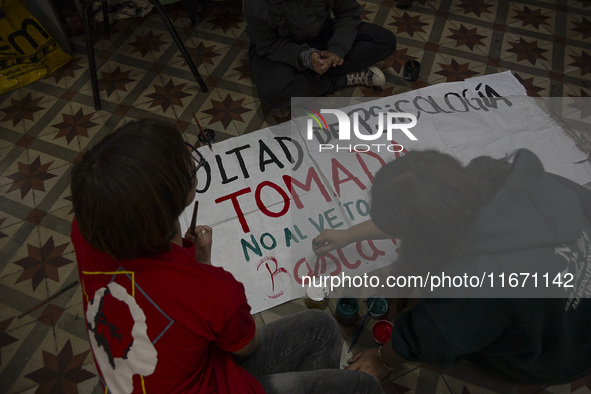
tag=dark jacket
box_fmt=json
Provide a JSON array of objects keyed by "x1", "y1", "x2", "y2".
[
  {"x1": 392, "y1": 150, "x2": 591, "y2": 384},
  {"x1": 243, "y1": 0, "x2": 361, "y2": 70}
]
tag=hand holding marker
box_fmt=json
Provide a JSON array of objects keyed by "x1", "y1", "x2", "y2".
[{"x1": 190, "y1": 200, "x2": 200, "y2": 237}]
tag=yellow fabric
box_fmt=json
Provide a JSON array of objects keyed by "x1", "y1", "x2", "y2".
[{"x1": 0, "y1": 0, "x2": 71, "y2": 94}]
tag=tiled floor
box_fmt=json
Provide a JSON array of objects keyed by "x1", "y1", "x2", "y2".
[{"x1": 1, "y1": 0, "x2": 590, "y2": 392}]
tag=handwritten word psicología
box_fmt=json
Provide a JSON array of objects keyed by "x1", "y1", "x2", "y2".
[{"x1": 310, "y1": 83, "x2": 512, "y2": 144}]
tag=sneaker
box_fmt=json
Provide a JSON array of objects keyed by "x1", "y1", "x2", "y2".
[{"x1": 346, "y1": 66, "x2": 386, "y2": 88}]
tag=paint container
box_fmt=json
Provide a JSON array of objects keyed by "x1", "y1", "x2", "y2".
[
  {"x1": 198, "y1": 128, "x2": 217, "y2": 144},
  {"x1": 305, "y1": 286, "x2": 329, "y2": 309},
  {"x1": 402, "y1": 60, "x2": 421, "y2": 82},
  {"x1": 335, "y1": 297, "x2": 359, "y2": 324},
  {"x1": 366, "y1": 296, "x2": 388, "y2": 319},
  {"x1": 372, "y1": 320, "x2": 393, "y2": 345}
]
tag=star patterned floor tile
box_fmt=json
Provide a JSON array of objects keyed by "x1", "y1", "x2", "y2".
[
  {"x1": 39, "y1": 184, "x2": 74, "y2": 219},
  {"x1": 568, "y1": 15, "x2": 591, "y2": 42},
  {"x1": 0, "y1": 266, "x2": 53, "y2": 317},
  {"x1": 566, "y1": 48, "x2": 591, "y2": 79},
  {"x1": 97, "y1": 64, "x2": 140, "y2": 102},
  {"x1": 199, "y1": 6, "x2": 247, "y2": 39},
  {"x1": 358, "y1": 1, "x2": 381, "y2": 24},
  {"x1": 450, "y1": 0, "x2": 497, "y2": 23},
  {"x1": 501, "y1": 35, "x2": 554, "y2": 72},
  {"x1": 168, "y1": 39, "x2": 229, "y2": 73},
  {"x1": 0, "y1": 0, "x2": 590, "y2": 392},
  {"x1": 134, "y1": 77, "x2": 195, "y2": 117},
  {"x1": 125, "y1": 28, "x2": 172, "y2": 61},
  {"x1": 0, "y1": 145, "x2": 28, "y2": 186},
  {"x1": 506, "y1": 4, "x2": 554, "y2": 35},
  {"x1": 431, "y1": 54, "x2": 486, "y2": 84},
  {"x1": 43, "y1": 57, "x2": 89, "y2": 90},
  {"x1": 441, "y1": 20, "x2": 492, "y2": 57},
  {"x1": 2, "y1": 158, "x2": 50, "y2": 212},
  {"x1": 22, "y1": 338, "x2": 95, "y2": 394},
  {"x1": 513, "y1": 73, "x2": 552, "y2": 97},
  {"x1": 201, "y1": 90, "x2": 255, "y2": 129},
  {"x1": 29, "y1": 164, "x2": 72, "y2": 218},
  {"x1": 223, "y1": 53, "x2": 255, "y2": 84},
  {"x1": 75, "y1": 76, "x2": 128, "y2": 111},
  {"x1": 0, "y1": 315, "x2": 42, "y2": 390},
  {"x1": 564, "y1": 83, "x2": 591, "y2": 99},
  {"x1": 387, "y1": 9, "x2": 434, "y2": 43},
  {"x1": 9, "y1": 232, "x2": 73, "y2": 293},
  {"x1": 0, "y1": 221, "x2": 26, "y2": 260},
  {"x1": 0, "y1": 92, "x2": 50, "y2": 130}
]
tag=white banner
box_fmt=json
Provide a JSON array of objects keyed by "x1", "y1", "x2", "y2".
[{"x1": 181, "y1": 72, "x2": 590, "y2": 313}]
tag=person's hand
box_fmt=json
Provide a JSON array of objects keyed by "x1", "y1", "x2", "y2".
[
  {"x1": 311, "y1": 52, "x2": 331, "y2": 75},
  {"x1": 346, "y1": 348, "x2": 392, "y2": 380},
  {"x1": 320, "y1": 51, "x2": 344, "y2": 67},
  {"x1": 312, "y1": 229, "x2": 351, "y2": 255},
  {"x1": 185, "y1": 225, "x2": 213, "y2": 264}
]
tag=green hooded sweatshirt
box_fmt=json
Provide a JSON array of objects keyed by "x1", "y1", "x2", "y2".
[{"x1": 392, "y1": 150, "x2": 591, "y2": 384}]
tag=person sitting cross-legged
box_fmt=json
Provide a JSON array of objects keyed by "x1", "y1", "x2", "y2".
[{"x1": 243, "y1": 0, "x2": 397, "y2": 108}]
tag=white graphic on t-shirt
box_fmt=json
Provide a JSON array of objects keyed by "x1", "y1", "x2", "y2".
[
  {"x1": 555, "y1": 231, "x2": 591, "y2": 311},
  {"x1": 87, "y1": 282, "x2": 157, "y2": 393}
]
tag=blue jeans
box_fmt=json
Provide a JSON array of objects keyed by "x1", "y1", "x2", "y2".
[{"x1": 239, "y1": 309, "x2": 383, "y2": 394}]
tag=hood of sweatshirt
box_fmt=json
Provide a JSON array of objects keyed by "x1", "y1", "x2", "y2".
[{"x1": 462, "y1": 149, "x2": 584, "y2": 256}]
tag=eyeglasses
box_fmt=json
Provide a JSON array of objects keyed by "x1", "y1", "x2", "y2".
[{"x1": 186, "y1": 142, "x2": 206, "y2": 180}]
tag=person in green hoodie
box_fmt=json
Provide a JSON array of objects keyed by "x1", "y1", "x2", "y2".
[{"x1": 313, "y1": 149, "x2": 591, "y2": 385}]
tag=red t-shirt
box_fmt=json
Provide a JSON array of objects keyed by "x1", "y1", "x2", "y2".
[{"x1": 71, "y1": 220, "x2": 265, "y2": 393}]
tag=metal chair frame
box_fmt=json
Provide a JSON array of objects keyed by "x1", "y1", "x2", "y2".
[{"x1": 81, "y1": 0, "x2": 208, "y2": 110}]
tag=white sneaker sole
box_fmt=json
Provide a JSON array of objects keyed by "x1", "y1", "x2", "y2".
[{"x1": 369, "y1": 66, "x2": 386, "y2": 88}]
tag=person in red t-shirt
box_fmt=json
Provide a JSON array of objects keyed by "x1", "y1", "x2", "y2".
[{"x1": 70, "y1": 119, "x2": 383, "y2": 393}]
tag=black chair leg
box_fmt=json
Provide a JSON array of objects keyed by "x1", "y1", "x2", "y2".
[
  {"x1": 150, "y1": 0, "x2": 208, "y2": 92},
  {"x1": 83, "y1": 2, "x2": 102, "y2": 110},
  {"x1": 83, "y1": 0, "x2": 208, "y2": 110},
  {"x1": 180, "y1": 0, "x2": 200, "y2": 26},
  {"x1": 102, "y1": 0, "x2": 110, "y2": 34}
]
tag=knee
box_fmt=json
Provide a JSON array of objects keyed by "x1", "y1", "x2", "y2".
[
  {"x1": 250, "y1": 56, "x2": 295, "y2": 108},
  {"x1": 298, "y1": 309, "x2": 341, "y2": 346},
  {"x1": 304, "y1": 309, "x2": 340, "y2": 335},
  {"x1": 255, "y1": 78, "x2": 291, "y2": 108},
  {"x1": 381, "y1": 28, "x2": 397, "y2": 54},
  {"x1": 387, "y1": 32, "x2": 397, "y2": 53},
  {"x1": 358, "y1": 23, "x2": 397, "y2": 53},
  {"x1": 344, "y1": 370, "x2": 384, "y2": 394},
  {"x1": 258, "y1": 87, "x2": 291, "y2": 109},
  {"x1": 360, "y1": 372, "x2": 384, "y2": 394}
]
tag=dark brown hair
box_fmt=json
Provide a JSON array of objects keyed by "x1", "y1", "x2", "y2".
[
  {"x1": 370, "y1": 150, "x2": 510, "y2": 266},
  {"x1": 71, "y1": 119, "x2": 193, "y2": 260}
]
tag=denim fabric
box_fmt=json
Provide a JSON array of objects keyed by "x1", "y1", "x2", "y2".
[{"x1": 239, "y1": 310, "x2": 384, "y2": 394}]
